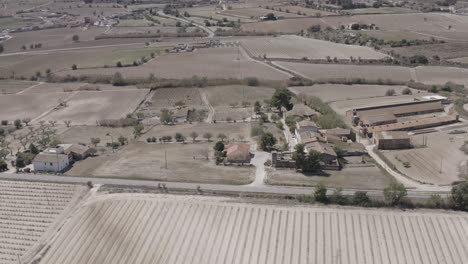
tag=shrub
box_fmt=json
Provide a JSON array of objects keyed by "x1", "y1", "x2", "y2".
[
  {"x1": 14, "y1": 119, "x2": 22, "y2": 129},
  {"x1": 352, "y1": 191, "x2": 370, "y2": 206},
  {"x1": 402, "y1": 87, "x2": 412, "y2": 95},
  {"x1": 244, "y1": 77, "x2": 259, "y2": 86},
  {"x1": 314, "y1": 183, "x2": 328, "y2": 203},
  {"x1": 383, "y1": 182, "x2": 407, "y2": 206},
  {"x1": 1, "y1": 120, "x2": 7, "y2": 126},
  {"x1": 385, "y1": 89, "x2": 396, "y2": 96}
]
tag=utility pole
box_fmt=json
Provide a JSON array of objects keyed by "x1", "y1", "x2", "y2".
[
  {"x1": 439, "y1": 157, "x2": 443, "y2": 173},
  {"x1": 165, "y1": 150, "x2": 167, "y2": 169}
]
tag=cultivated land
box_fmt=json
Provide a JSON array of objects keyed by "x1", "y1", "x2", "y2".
[
  {"x1": 275, "y1": 62, "x2": 413, "y2": 82},
  {"x1": 266, "y1": 165, "x2": 393, "y2": 189},
  {"x1": 56, "y1": 47, "x2": 290, "y2": 80},
  {"x1": 222, "y1": 7, "x2": 302, "y2": 18},
  {"x1": 382, "y1": 129, "x2": 468, "y2": 185},
  {"x1": 415, "y1": 66, "x2": 468, "y2": 86},
  {"x1": 21, "y1": 82, "x2": 139, "y2": 94},
  {"x1": 0, "y1": 92, "x2": 69, "y2": 121},
  {"x1": 38, "y1": 193, "x2": 468, "y2": 264},
  {"x1": 290, "y1": 84, "x2": 417, "y2": 103},
  {"x1": 241, "y1": 35, "x2": 388, "y2": 60},
  {"x1": 37, "y1": 89, "x2": 149, "y2": 125},
  {"x1": 58, "y1": 126, "x2": 134, "y2": 147},
  {"x1": 144, "y1": 87, "x2": 205, "y2": 113},
  {"x1": 0, "y1": 80, "x2": 38, "y2": 94},
  {"x1": 66, "y1": 142, "x2": 254, "y2": 185},
  {"x1": 0, "y1": 180, "x2": 86, "y2": 264}
]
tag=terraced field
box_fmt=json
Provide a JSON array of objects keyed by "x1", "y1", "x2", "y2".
[
  {"x1": 39, "y1": 194, "x2": 468, "y2": 264},
  {"x1": 0, "y1": 180, "x2": 86, "y2": 264}
]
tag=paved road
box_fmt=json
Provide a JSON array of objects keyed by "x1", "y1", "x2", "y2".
[
  {"x1": 0, "y1": 172, "x2": 451, "y2": 198},
  {"x1": 157, "y1": 11, "x2": 215, "y2": 38}
]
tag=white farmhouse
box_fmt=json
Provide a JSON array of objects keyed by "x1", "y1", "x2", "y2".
[{"x1": 32, "y1": 146, "x2": 70, "y2": 172}]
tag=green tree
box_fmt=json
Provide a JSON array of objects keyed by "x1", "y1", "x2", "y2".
[
  {"x1": 118, "y1": 136, "x2": 128, "y2": 145},
  {"x1": 402, "y1": 87, "x2": 412, "y2": 95},
  {"x1": 16, "y1": 155, "x2": 25, "y2": 169},
  {"x1": 214, "y1": 141, "x2": 225, "y2": 152},
  {"x1": 302, "y1": 150, "x2": 322, "y2": 172},
  {"x1": 383, "y1": 182, "x2": 408, "y2": 206},
  {"x1": 450, "y1": 180, "x2": 468, "y2": 211},
  {"x1": 353, "y1": 191, "x2": 370, "y2": 206},
  {"x1": 111, "y1": 72, "x2": 126, "y2": 86},
  {"x1": 116, "y1": 61, "x2": 123, "y2": 67},
  {"x1": 14, "y1": 119, "x2": 22, "y2": 129},
  {"x1": 133, "y1": 124, "x2": 144, "y2": 138},
  {"x1": 314, "y1": 183, "x2": 328, "y2": 203},
  {"x1": 254, "y1": 101, "x2": 261, "y2": 113},
  {"x1": 217, "y1": 133, "x2": 227, "y2": 142},
  {"x1": 0, "y1": 159, "x2": 7, "y2": 171},
  {"x1": 90, "y1": 137, "x2": 100, "y2": 147},
  {"x1": 259, "y1": 132, "x2": 276, "y2": 151},
  {"x1": 71, "y1": 64, "x2": 77, "y2": 70},
  {"x1": 292, "y1": 144, "x2": 306, "y2": 170},
  {"x1": 72, "y1": 34, "x2": 80, "y2": 42},
  {"x1": 160, "y1": 109, "x2": 174, "y2": 124},
  {"x1": 29, "y1": 143, "x2": 39, "y2": 155},
  {"x1": 175, "y1": 132, "x2": 185, "y2": 142},
  {"x1": 271, "y1": 88, "x2": 293, "y2": 114},
  {"x1": 0, "y1": 44, "x2": 3, "y2": 54}
]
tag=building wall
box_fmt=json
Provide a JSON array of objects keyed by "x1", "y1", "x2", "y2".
[
  {"x1": 33, "y1": 160, "x2": 69, "y2": 172},
  {"x1": 376, "y1": 138, "x2": 411, "y2": 150}
]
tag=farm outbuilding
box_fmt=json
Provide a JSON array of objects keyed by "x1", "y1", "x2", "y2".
[
  {"x1": 32, "y1": 153, "x2": 70, "y2": 172},
  {"x1": 374, "y1": 131, "x2": 411, "y2": 150}
]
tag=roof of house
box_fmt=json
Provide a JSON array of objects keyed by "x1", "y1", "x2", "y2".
[
  {"x1": 324, "y1": 128, "x2": 351, "y2": 137},
  {"x1": 349, "y1": 100, "x2": 444, "y2": 118},
  {"x1": 305, "y1": 142, "x2": 337, "y2": 157},
  {"x1": 33, "y1": 153, "x2": 69, "y2": 163},
  {"x1": 297, "y1": 120, "x2": 318, "y2": 129},
  {"x1": 287, "y1": 104, "x2": 318, "y2": 117},
  {"x1": 59, "y1": 144, "x2": 90, "y2": 156},
  {"x1": 226, "y1": 144, "x2": 251, "y2": 161},
  {"x1": 368, "y1": 115, "x2": 458, "y2": 133},
  {"x1": 376, "y1": 131, "x2": 410, "y2": 140},
  {"x1": 360, "y1": 114, "x2": 397, "y2": 125},
  {"x1": 298, "y1": 130, "x2": 320, "y2": 144}
]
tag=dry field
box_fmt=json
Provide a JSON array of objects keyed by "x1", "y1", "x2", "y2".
[
  {"x1": 221, "y1": 7, "x2": 302, "y2": 18},
  {"x1": 276, "y1": 5, "x2": 335, "y2": 16},
  {"x1": 38, "y1": 193, "x2": 468, "y2": 264},
  {"x1": 37, "y1": 89, "x2": 149, "y2": 125},
  {"x1": 275, "y1": 62, "x2": 412, "y2": 82},
  {"x1": 415, "y1": 66, "x2": 468, "y2": 86},
  {"x1": 140, "y1": 122, "x2": 251, "y2": 143},
  {"x1": 346, "y1": 7, "x2": 416, "y2": 14},
  {"x1": 0, "y1": 92, "x2": 69, "y2": 121},
  {"x1": 0, "y1": 80, "x2": 38, "y2": 94},
  {"x1": 56, "y1": 47, "x2": 290, "y2": 80},
  {"x1": 360, "y1": 30, "x2": 434, "y2": 41},
  {"x1": 290, "y1": 84, "x2": 417, "y2": 103},
  {"x1": 58, "y1": 126, "x2": 134, "y2": 147},
  {"x1": 386, "y1": 42, "x2": 468, "y2": 61},
  {"x1": 66, "y1": 142, "x2": 254, "y2": 184},
  {"x1": 242, "y1": 35, "x2": 388, "y2": 60},
  {"x1": 149, "y1": 88, "x2": 204, "y2": 109},
  {"x1": 21, "y1": 82, "x2": 139, "y2": 94},
  {"x1": 382, "y1": 129, "x2": 468, "y2": 185},
  {"x1": 266, "y1": 165, "x2": 392, "y2": 189},
  {"x1": 241, "y1": 17, "x2": 327, "y2": 33},
  {"x1": 0, "y1": 180, "x2": 86, "y2": 264},
  {"x1": 181, "y1": 6, "x2": 255, "y2": 23},
  {"x1": 204, "y1": 85, "x2": 275, "y2": 107}
]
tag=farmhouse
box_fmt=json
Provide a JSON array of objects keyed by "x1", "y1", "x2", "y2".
[
  {"x1": 374, "y1": 131, "x2": 411, "y2": 150},
  {"x1": 305, "y1": 141, "x2": 340, "y2": 169},
  {"x1": 226, "y1": 144, "x2": 251, "y2": 164},
  {"x1": 295, "y1": 120, "x2": 320, "y2": 143},
  {"x1": 322, "y1": 128, "x2": 352, "y2": 141},
  {"x1": 32, "y1": 146, "x2": 70, "y2": 172}
]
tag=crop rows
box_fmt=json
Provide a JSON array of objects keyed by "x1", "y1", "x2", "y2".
[
  {"x1": 0, "y1": 180, "x2": 81, "y2": 264},
  {"x1": 40, "y1": 195, "x2": 468, "y2": 264}
]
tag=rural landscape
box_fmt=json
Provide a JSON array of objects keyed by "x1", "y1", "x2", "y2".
[{"x1": 0, "y1": 0, "x2": 468, "y2": 263}]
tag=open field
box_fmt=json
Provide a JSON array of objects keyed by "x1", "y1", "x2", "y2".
[
  {"x1": 204, "y1": 85, "x2": 275, "y2": 107},
  {"x1": 242, "y1": 35, "x2": 388, "y2": 60},
  {"x1": 276, "y1": 5, "x2": 335, "y2": 16},
  {"x1": 58, "y1": 126, "x2": 134, "y2": 147},
  {"x1": 382, "y1": 129, "x2": 468, "y2": 185},
  {"x1": 181, "y1": 6, "x2": 255, "y2": 23},
  {"x1": 360, "y1": 30, "x2": 434, "y2": 41},
  {"x1": 415, "y1": 66, "x2": 468, "y2": 86},
  {"x1": 21, "y1": 82, "x2": 139, "y2": 94},
  {"x1": 0, "y1": 16, "x2": 41, "y2": 30},
  {"x1": 275, "y1": 62, "x2": 412, "y2": 82},
  {"x1": 38, "y1": 193, "x2": 468, "y2": 264},
  {"x1": 140, "y1": 123, "x2": 251, "y2": 143},
  {"x1": 56, "y1": 47, "x2": 290, "y2": 80},
  {"x1": 0, "y1": 80, "x2": 38, "y2": 94},
  {"x1": 290, "y1": 84, "x2": 418, "y2": 103},
  {"x1": 346, "y1": 7, "x2": 416, "y2": 14},
  {"x1": 241, "y1": 17, "x2": 327, "y2": 33},
  {"x1": 148, "y1": 87, "x2": 204, "y2": 109},
  {"x1": 0, "y1": 92, "x2": 69, "y2": 121},
  {"x1": 38, "y1": 89, "x2": 149, "y2": 125},
  {"x1": 266, "y1": 165, "x2": 392, "y2": 189},
  {"x1": 222, "y1": 7, "x2": 302, "y2": 18},
  {"x1": 66, "y1": 142, "x2": 254, "y2": 184},
  {"x1": 0, "y1": 180, "x2": 86, "y2": 264},
  {"x1": 387, "y1": 42, "x2": 468, "y2": 61}
]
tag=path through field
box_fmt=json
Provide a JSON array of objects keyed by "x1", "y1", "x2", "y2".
[
  {"x1": 38, "y1": 194, "x2": 468, "y2": 264},
  {"x1": 199, "y1": 89, "x2": 214, "y2": 123}
]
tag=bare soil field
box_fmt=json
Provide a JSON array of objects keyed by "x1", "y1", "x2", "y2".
[
  {"x1": 56, "y1": 47, "x2": 290, "y2": 80},
  {"x1": 346, "y1": 7, "x2": 416, "y2": 14},
  {"x1": 275, "y1": 61, "x2": 412, "y2": 82},
  {"x1": 181, "y1": 6, "x2": 255, "y2": 23},
  {"x1": 149, "y1": 87, "x2": 204, "y2": 109},
  {"x1": 58, "y1": 126, "x2": 134, "y2": 147},
  {"x1": 38, "y1": 89, "x2": 149, "y2": 125},
  {"x1": 222, "y1": 7, "x2": 302, "y2": 18},
  {"x1": 46, "y1": 2, "x2": 128, "y2": 17},
  {"x1": 415, "y1": 66, "x2": 468, "y2": 86},
  {"x1": 266, "y1": 165, "x2": 392, "y2": 189},
  {"x1": 66, "y1": 142, "x2": 254, "y2": 184},
  {"x1": 0, "y1": 180, "x2": 86, "y2": 264},
  {"x1": 0, "y1": 80, "x2": 38, "y2": 94},
  {"x1": 22, "y1": 82, "x2": 139, "y2": 94},
  {"x1": 0, "y1": 92, "x2": 69, "y2": 121},
  {"x1": 386, "y1": 42, "x2": 468, "y2": 61},
  {"x1": 204, "y1": 85, "x2": 275, "y2": 107},
  {"x1": 37, "y1": 193, "x2": 468, "y2": 264},
  {"x1": 241, "y1": 17, "x2": 327, "y2": 33},
  {"x1": 382, "y1": 129, "x2": 468, "y2": 185},
  {"x1": 276, "y1": 5, "x2": 336, "y2": 16},
  {"x1": 242, "y1": 35, "x2": 388, "y2": 60},
  {"x1": 290, "y1": 84, "x2": 417, "y2": 103},
  {"x1": 140, "y1": 122, "x2": 251, "y2": 143},
  {"x1": 360, "y1": 30, "x2": 434, "y2": 41}
]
